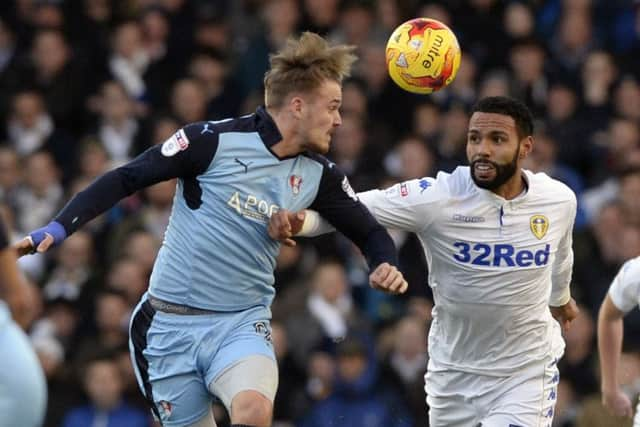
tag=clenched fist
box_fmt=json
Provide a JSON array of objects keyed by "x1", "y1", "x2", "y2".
[
  {"x1": 369, "y1": 263, "x2": 408, "y2": 295},
  {"x1": 268, "y1": 209, "x2": 306, "y2": 246}
]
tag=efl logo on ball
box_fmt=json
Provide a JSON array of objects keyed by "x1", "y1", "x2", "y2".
[{"x1": 385, "y1": 17, "x2": 462, "y2": 94}]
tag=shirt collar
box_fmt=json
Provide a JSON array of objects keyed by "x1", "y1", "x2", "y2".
[
  {"x1": 472, "y1": 168, "x2": 531, "y2": 206},
  {"x1": 255, "y1": 106, "x2": 283, "y2": 147}
]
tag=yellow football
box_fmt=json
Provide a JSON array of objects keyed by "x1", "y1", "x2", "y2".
[{"x1": 385, "y1": 17, "x2": 462, "y2": 94}]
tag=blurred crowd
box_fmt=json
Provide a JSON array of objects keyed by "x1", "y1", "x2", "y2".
[{"x1": 1, "y1": 0, "x2": 640, "y2": 426}]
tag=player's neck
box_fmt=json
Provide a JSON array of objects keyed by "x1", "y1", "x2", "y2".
[
  {"x1": 271, "y1": 137, "x2": 302, "y2": 158},
  {"x1": 269, "y1": 108, "x2": 304, "y2": 158},
  {"x1": 493, "y1": 170, "x2": 528, "y2": 200}
]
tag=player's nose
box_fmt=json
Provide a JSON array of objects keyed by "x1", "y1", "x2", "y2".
[
  {"x1": 474, "y1": 138, "x2": 492, "y2": 156},
  {"x1": 333, "y1": 111, "x2": 342, "y2": 127}
]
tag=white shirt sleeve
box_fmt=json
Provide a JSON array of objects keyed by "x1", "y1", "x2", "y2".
[
  {"x1": 549, "y1": 194, "x2": 576, "y2": 306},
  {"x1": 299, "y1": 177, "x2": 444, "y2": 236},
  {"x1": 609, "y1": 258, "x2": 640, "y2": 314},
  {"x1": 357, "y1": 178, "x2": 441, "y2": 233}
]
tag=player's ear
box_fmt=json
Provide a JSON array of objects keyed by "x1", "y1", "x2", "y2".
[
  {"x1": 520, "y1": 135, "x2": 534, "y2": 159},
  {"x1": 289, "y1": 95, "x2": 304, "y2": 119}
]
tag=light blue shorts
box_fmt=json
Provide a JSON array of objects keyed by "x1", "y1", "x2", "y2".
[
  {"x1": 129, "y1": 295, "x2": 275, "y2": 426},
  {"x1": 0, "y1": 303, "x2": 47, "y2": 427}
]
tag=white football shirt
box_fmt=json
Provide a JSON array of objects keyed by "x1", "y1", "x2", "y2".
[
  {"x1": 608, "y1": 257, "x2": 640, "y2": 314},
  {"x1": 305, "y1": 166, "x2": 576, "y2": 376}
]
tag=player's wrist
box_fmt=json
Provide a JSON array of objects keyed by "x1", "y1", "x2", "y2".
[
  {"x1": 29, "y1": 221, "x2": 67, "y2": 248},
  {"x1": 298, "y1": 210, "x2": 319, "y2": 236},
  {"x1": 549, "y1": 287, "x2": 571, "y2": 307}
]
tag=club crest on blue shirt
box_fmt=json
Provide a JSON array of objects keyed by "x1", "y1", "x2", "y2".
[
  {"x1": 289, "y1": 175, "x2": 303, "y2": 195},
  {"x1": 530, "y1": 215, "x2": 549, "y2": 239}
]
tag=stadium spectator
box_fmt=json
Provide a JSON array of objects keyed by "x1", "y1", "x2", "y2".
[
  {"x1": 61, "y1": 351, "x2": 149, "y2": 427},
  {"x1": 299, "y1": 335, "x2": 412, "y2": 427}
]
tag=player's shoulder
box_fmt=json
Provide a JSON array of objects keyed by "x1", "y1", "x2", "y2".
[
  {"x1": 183, "y1": 115, "x2": 257, "y2": 140},
  {"x1": 526, "y1": 170, "x2": 577, "y2": 205},
  {"x1": 619, "y1": 256, "x2": 640, "y2": 278},
  {"x1": 390, "y1": 166, "x2": 470, "y2": 199},
  {"x1": 302, "y1": 152, "x2": 343, "y2": 174},
  {"x1": 303, "y1": 151, "x2": 331, "y2": 166},
  {"x1": 380, "y1": 169, "x2": 457, "y2": 203},
  {"x1": 440, "y1": 166, "x2": 476, "y2": 196}
]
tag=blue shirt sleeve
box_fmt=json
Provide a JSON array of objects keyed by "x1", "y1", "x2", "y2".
[
  {"x1": 55, "y1": 122, "x2": 219, "y2": 234},
  {"x1": 309, "y1": 158, "x2": 398, "y2": 270}
]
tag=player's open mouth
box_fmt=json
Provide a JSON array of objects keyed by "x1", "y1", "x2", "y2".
[{"x1": 473, "y1": 162, "x2": 495, "y2": 178}]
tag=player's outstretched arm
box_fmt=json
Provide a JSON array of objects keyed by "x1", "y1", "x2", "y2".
[
  {"x1": 13, "y1": 159, "x2": 155, "y2": 258},
  {"x1": 598, "y1": 294, "x2": 632, "y2": 418},
  {"x1": 15, "y1": 123, "x2": 218, "y2": 258},
  {"x1": 269, "y1": 209, "x2": 408, "y2": 294}
]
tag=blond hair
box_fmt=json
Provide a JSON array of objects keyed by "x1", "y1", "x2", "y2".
[{"x1": 264, "y1": 32, "x2": 357, "y2": 109}]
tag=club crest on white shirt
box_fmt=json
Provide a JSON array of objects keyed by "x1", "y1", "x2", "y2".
[
  {"x1": 530, "y1": 215, "x2": 549, "y2": 239},
  {"x1": 161, "y1": 129, "x2": 190, "y2": 157}
]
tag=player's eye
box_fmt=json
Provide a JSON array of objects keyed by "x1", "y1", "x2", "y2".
[{"x1": 468, "y1": 135, "x2": 479, "y2": 143}]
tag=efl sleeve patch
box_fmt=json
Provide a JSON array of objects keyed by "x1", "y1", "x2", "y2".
[{"x1": 161, "y1": 129, "x2": 190, "y2": 157}]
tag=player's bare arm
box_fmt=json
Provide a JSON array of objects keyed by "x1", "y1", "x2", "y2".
[{"x1": 598, "y1": 294, "x2": 633, "y2": 418}]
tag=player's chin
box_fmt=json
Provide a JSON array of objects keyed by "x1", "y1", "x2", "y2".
[
  {"x1": 471, "y1": 172, "x2": 498, "y2": 189},
  {"x1": 310, "y1": 139, "x2": 331, "y2": 154}
]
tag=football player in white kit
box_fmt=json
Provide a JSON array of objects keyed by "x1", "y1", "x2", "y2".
[
  {"x1": 269, "y1": 96, "x2": 579, "y2": 427},
  {"x1": 598, "y1": 257, "x2": 640, "y2": 425}
]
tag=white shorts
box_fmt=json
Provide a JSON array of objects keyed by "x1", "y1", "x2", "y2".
[{"x1": 426, "y1": 356, "x2": 560, "y2": 427}]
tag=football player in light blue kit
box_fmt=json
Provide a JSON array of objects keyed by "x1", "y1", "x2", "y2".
[
  {"x1": 0, "y1": 219, "x2": 47, "y2": 427},
  {"x1": 16, "y1": 32, "x2": 408, "y2": 427}
]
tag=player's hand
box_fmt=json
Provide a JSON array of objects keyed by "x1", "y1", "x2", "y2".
[
  {"x1": 14, "y1": 221, "x2": 67, "y2": 257},
  {"x1": 602, "y1": 388, "x2": 633, "y2": 418},
  {"x1": 268, "y1": 209, "x2": 305, "y2": 247},
  {"x1": 550, "y1": 297, "x2": 579, "y2": 333},
  {"x1": 369, "y1": 263, "x2": 408, "y2": 295}
]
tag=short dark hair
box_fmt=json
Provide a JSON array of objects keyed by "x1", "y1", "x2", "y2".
[{"x1": 471, "y1": 96, "x2": 534, "y2": 140}]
